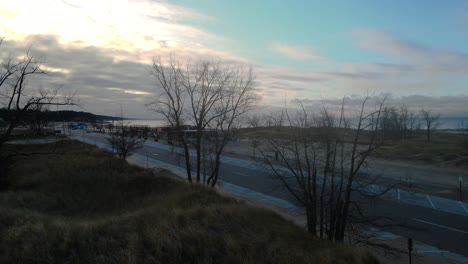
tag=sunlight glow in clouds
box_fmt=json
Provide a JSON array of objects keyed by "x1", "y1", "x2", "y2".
[
  {"x1": 0, "y1": 0, "x2": 218, "y2": 53},
  {"x1": 124, "y1": 89, "x2": 151, "y2": 95},
  {"x1": 41, "y1": 65, "x2": 71, "y2": 75}
]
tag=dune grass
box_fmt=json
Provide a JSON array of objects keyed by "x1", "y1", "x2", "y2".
[
  {"x1": 0, "y1": 140, "x2": 377, "y2": 264},
  {"x1": 372, "y1": 132, "x2": 468, "y2": 165},
  {"x1": 240, "y1": 127, "x2": 468, "y2": 166}
]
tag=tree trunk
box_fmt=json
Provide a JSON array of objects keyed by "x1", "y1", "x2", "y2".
[
  {"x1": 179, "y1": 134, "x2": 192, "y2": 183},
  {"x1": 209, "y1": 149, "x2": 223, "y2": 187},
  {"x1": 196, "y1": 135, "x2": 201, "y2": 183},
  {"x1": 306, "y1": 203, "x2": 317, "y2": 235}
]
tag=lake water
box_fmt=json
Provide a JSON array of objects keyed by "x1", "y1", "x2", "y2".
[
  {"x1": 127, "y1": 117, "x2": 468, "y2": 129},
  {"x1": 437, "y1": 117, "x2": 468, "y2": 129},
  {"x1": 127, "y1": 119, "x2": 167, "y2": 127}
]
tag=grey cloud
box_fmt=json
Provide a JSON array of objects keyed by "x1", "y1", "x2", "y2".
[
  {"x1": 323, "y1": 72, "x2": 377, "y2": 80},
  {"x1": 273, "y1": 74, "x2": 323, "y2": 83},
  {"x1": 254, "y1": 61, "x2": 418, "y2": 97},
  {"x1": 3, "y1": 35, "x2": 159, "y2": 118},
  {"x1": 292, "y1": 94, "x2": 468, "y2": 117},
  {"x1": 353, "y1": 29, "x2": 468, "y2": 73},
  {"x1": 3, "y1": 34, "x2": 467, "y2": 119},
  {"x1": 264, "y1": 85, "x2": 305, "y2": 91}
]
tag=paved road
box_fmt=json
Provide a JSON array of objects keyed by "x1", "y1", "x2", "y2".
[
  {"x1": 72, "y1": 131, "x2": 468, "y2": 258},
  {"x1": 227, "y1": 140, "x2": 468, "y2": 202},
  {"x1": 366, "y1": 158, "x2": 468, "y2": 201}
]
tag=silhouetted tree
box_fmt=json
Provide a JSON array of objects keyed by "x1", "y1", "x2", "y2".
[
  {"x1": 378, "y1": 104, "x2": 419, "y2": 142},
  {"x1": 420, "y1": 108, "x2": 440, "y2": 142},
  {"x1": 0, "y1": 37, "x2": 76, "y2": 187},
  {"x1": 106, "y1": 109, "x2": 144, "y2": 160},
  {"x1": 259, "y1": 96, "x2": 389, "y2": 242},
  {"x1": 148, "y1": 56, "x2": 258, "y2": 185},
  {"x1": 246, "y1": 114, "x2": 263, "y2": 128}
]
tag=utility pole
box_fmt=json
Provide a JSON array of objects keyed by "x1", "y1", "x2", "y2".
[
  {"x1": 408, "y1": 238, "x2": 413, "y2": 264},
  {"x1": 203, "y1": 137, "x2": 206, "y2": 184},
  {"x1": 459, "y1": 176, "x2": 463, "y2": 201}
]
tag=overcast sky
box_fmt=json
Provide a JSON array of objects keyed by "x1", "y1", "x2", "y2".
[{"x1": 1, "y1": 0, "x2": 468, "y2": 118}]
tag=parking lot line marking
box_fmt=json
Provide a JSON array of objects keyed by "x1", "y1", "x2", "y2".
[
  {"x1": 459, "y1": 201, "x2": 468, "y2": 215},
  {"x1": 426, "y1": 194, "x2": 436, "y2": 209},
  {"x1": 417, "y1": 250, "x2": 449, "y2": 253},
  {"x1": 412, "y1": 218, "x2": 468, "y2": 234}
]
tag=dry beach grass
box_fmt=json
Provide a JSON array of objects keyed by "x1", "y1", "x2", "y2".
[{"x1": 0, "y1": 140, "x2": 377, "y2": 264}]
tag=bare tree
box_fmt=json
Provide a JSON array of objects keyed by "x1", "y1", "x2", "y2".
[
  {"x1": 184, "y1": 60, "x2": 227, "y2": 183},
  {"x1": 377, "y1": 104, "x2": 420, "y2": 142},
  {"x1": 420, "y1": 108, "x2": 440, "y2": 142},
  {"x1": 106, "y1": 108, "x2": 143, "y2": 160},
  {"x1": 0, "y1": 42, "x2": 75, "y2": 147},
  {"x1": 148, "y1": 56, "x2": 258, "y2": 185},
  {"x1": 259, "y1": 96, "x2": 388, "y2": 242},
  {"x1": 406, "y1": 107, "x2": 419, "y2": 138},
  {"x1": 379, "y1": 106, "x2": 400, "y2": 142},
  {"x1": 24, "y1": 90, "x2": 53, "y2": 132},
  {"x1": 26, "y1": 105, "x2": 50, "y2": 132},
  {"x1": 0, "y1": 38, "x2": 76, "y2": 186},
  {"x1": 146, "y1": 56, "x2": 194, "y2": 182},
  {"x1": 264, "y1": 114, "x2": 275, "y2": 127},
  {"x1": 271, "y1": 109, "x2": 285, "y2": 129},
  {"x1": 204, "y1": 66, "x2": 258, "y2": 186},
  {"x1": 263, "y1": 110, "x2": 285, "y2": 129},
  {"x1": 246, "y1": 113, "x2": 263, "y2": 128}
]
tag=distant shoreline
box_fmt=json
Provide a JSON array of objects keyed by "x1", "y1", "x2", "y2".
[{"x1": 124, "y1": 117, "x2": 468, "y2": 130}]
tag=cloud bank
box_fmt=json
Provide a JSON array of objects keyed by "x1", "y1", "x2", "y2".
[{"x1": 1, "y1": 1, "x2": 467, "y2": 117}]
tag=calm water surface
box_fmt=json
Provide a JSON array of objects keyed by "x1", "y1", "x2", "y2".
[{"x1": 127, "y1": 118, "x2": 468, "y2": 129}]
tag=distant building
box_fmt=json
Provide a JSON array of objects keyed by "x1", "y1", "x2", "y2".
[{"x1": 69, "y1": 123, "x2": 88, "y2": 130}]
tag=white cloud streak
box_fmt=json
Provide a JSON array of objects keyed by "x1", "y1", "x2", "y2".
[
  {"x1": 271, "y1": 42, "x2": 322, "y2": 61},
  {"x1": 351, "y1": 29, "x2": 468, "y2": 73}
]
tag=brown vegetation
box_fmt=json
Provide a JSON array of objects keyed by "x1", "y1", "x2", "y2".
[
  {"x1": 0, "y1": 140, "x2": 377, "y2": 264},
  {"x1": 373, "y1": 132, "x2": 468, "y2": 167},
  {"x1": 240, "y1": 125, "x2": 468, "y2": 167}
]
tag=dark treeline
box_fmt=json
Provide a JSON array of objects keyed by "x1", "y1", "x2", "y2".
[
  {"x1": 247, "y1": 104, "x2": 443, "y2": 143},
  {"x1": 0, "y1": 109, "x2": 115, "y2": 131}
]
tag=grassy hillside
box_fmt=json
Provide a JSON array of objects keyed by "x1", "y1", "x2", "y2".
[
  {"x1": 373, "y1": 132, "x2": 468, "y2": 166},
  {"x1": 239, "y1": 127, "x2": 468, "y2": 166},
  {"x1": 0, "y1": 141, "x2": 377, "y2": 264}
]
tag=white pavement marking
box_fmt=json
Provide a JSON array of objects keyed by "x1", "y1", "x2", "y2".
[
  {"x1": 417, "y1": 250, "x2": 449, "y2": 253},
  {"x1": 459, "y1": 201, "x2": 468, "y2": 215},
  {"x1": 412, "y1": 218, "x2": 468, "y2": 235},
  {"x1": 426, "y1": 194, "x2": 436, "y2": 209}
]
